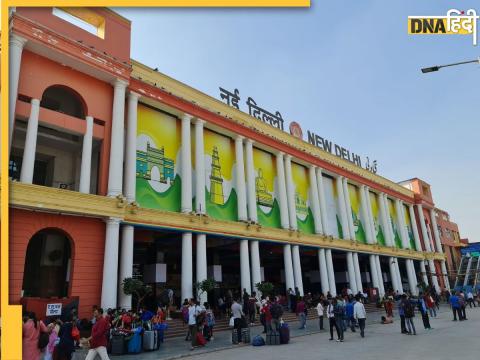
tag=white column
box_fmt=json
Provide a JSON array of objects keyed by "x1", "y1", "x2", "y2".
[
  {"x1": 118, "y1": 225, "x2": 134, "y2": 309},
  {"x1": 343, "y1": 178, "x2": 356, "y2": 240},
  {"x1": 353, "y1": 252, "x2": 363, "y2": 293},
  {"x1": 240, "y1": 239, "x2": 252, "y2": 294},
  {"x1": 441, "y1": 260, "x2": 450, "y2": 290},
  {"x1": 420, "y1": 260, "x2": 429, "y2": 286},
  {"x1": 326, "y1": 249, "x2": 337, "y2": 296},
  {"x1": 195, "y1": 119, "x2": 206, "y2": 214},
  {"x1": 292, "y1": 245, "x2": 304, "y2": 296},
  {"x1": 318, "y1": 248, "x2": 330, "y2": 295},
  {"x1": 406, "y1": 259, "x2": 418, "y2": 295},
  {"x1": 428, "y1": 259, "x2": 440, "y2": 293},
  {"x1": 365, "y1": 188, "x2": 377, "y2": 244},
  {"x1": 347, "y1": 252, "x2": 358, "y2": 294},
  {"x1": 316, "y1": 168, "x2": 329, "y2": 235},
  {"x1": 235, "y1": 136, "x2": 248, "y2": 221},
  {"x1": 335, "y1": 176, "x2": 350, "y2": 239},
  {"x1": 276, "y1": 152, "x2": 290, "y2": 229},
  {"x1": 360, "y1": 185, "x2": 373, "y2": 244},
  {"x1": 417, "y1": 205, "x2": 432, "y2": 252},
  {"x1": 181, "y1": 233, "x2": 193, "y2": 301},
  {"x1": 101, "y1": 218, "x2": 121, "y2": 309},
  {"x1": 245, "y1": 139, "x2": 257, "y2": 223},
  {"x1": 309, "y1": 166, "x2": 323, "y2": 234},
  {"x1": 107, "y1": 79, "x2": 127, "y2": 197},
  {"x1": 395, "y1": 200, "x2": 409, "y2": 248},
  {"x1": 124, "y1": 92, "x2": 140, "y2": 201},
  {"x1": 181, "y1": 115, "x2": 193, "y2": 213},
  {"x1": 9, "y1": 34, "x2": 28, "y2": 151},
  {"x1": 409, "y1": 205, "x2": 423, "y2": 251},
  {"x1": 430, "y1": 209, "x2": 443, "y2": 253},
  {"x1": 378, "y1": 194, "x2": 392, "y2": 246},
  {"x1": 285, "y1": 155, "x2": 297, "y2": 230},
  {"x1": 395, "y1": 260, "x2": 404, "y2": 294},
  {"x1": 79, "y1": 116, "x2": 94, "y2": 193},
  {"x1": 369, "y1": 254, "x2": 380, "y2": 291},
  {"x1": 283, "y1": 244, "x2": 295, "y2": 292},
  {"x1": 375, "y1": 255, "x2": 386, "y2": 296},
  {"x1": 19, "y1": 99, "x2": 40, "y2": 184},
  {"x1": 196, "y1": 234, "x2": 208, "y2": 304},
  {"x1": 250, "y1": 240, "x2": 262, "y2": 295},
  {"x1": 389, "y1": 257, "x2": 399, "y2": 292}
]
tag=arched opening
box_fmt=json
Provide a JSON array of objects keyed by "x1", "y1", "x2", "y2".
[
  {"x1": 40, "y1": 85, "x2": 86, "y2": 119},
  {"x1": 22, "y1": 229, "x2": 72, "y2": 298}
]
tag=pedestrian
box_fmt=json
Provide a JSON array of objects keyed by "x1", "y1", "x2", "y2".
[
  {"x1": 188, "y1": 299, "x2": 200, "y2": 350},
  {"x1": 204, "y1": 303, "x2": 215, "y2": 341},
  {"x1": 22, "y1": 312, "x2": 48, "y2": 360},
  {"x1": 287, "y1": 288, "x2": 294, "y2": 312},
  {"x1": 327, "y1": 299, "x2": 341, "y2": 342},
  {"x1": 296, "y1": 297, "x2": 307, "y2": 330},
  {"x1": 449, "y1": 291, "x2": 461, "y2": 321},
  {"x1": 345, "y1": 297, "x2": 355, "y2": 332},
  {"x1": 269, "y1": 300, "x2": 283, "y2": 333},
  {"x1": 333, "y1": 297, "x2": 345, "y2": 342},
  {"x1": 231, "y1": 298, "x2": 244, "y2": 344},
  {"x1": 44, "y1": 321, "x2": 59, "y2": 360},
  {"x1": 418, "y1": 294, "x2": 432, "y2": 330},
  {"x1": 385, "y1": 296, "x2": 394, "y2": 317},
  {"x1": 466, "y1": 290, "x2": 475, "y2": 308},
  {"x1": 353, "y1": 295, "x2": 366, "y2": 338},
  {"x1": 316, "y1": 299, "x2": 324, "y2": 330},
  {"x1": 402, "y1": 295, "x2": 416, "y2": 335},
  {"x1": 248, "y1": 292, "x2": 257, "y2": 325},
  {"x1": 425, "y1": 292, "x2": 436, "y2": 317},
  {"x1": 397, "y1": 296, "x2": 407, "y2": 334},
  {"x1": 260, "y1": 299, "x2": 271, "y2": 333},
  {"x1": 458, "y1": 292, "x2": 467, "y2": 321},
  {"x1": 85, "y1": 308, "x2": 111, "y2": 360}
]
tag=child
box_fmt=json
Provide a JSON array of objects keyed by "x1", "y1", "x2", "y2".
[{"x1": 204, "y1": 303, "x2": 215, "y2": 341}]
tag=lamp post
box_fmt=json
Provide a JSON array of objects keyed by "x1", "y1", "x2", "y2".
[{"x1": 421, "y1": 58, "x2": 479, "y2": 73}]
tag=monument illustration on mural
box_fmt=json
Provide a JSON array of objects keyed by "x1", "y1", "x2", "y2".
[
  {"x1": 256, "y1": 169, "x2": 274, "y2": 208},
  {"x1": 295, "y1": 192, "x2": 308, "y2": 216},
  {"x1": 136, "y1": 142, "x2": 175, "y2": 184},
  {"x1": 209, "y1": 146, "x2": 225, "y2": 205}
]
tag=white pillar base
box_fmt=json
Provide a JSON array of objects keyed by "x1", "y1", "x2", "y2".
[
  {"x1": 118, "y1": 225, "x2": 134, "y2": 309},
  {"x1": 181, "y1": 233, "x2": 193, "y2": 301}
]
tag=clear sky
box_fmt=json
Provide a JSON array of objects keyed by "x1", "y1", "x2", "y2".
[{"x1": 115, "y1": 0, "x2": 479, "y2": 242}]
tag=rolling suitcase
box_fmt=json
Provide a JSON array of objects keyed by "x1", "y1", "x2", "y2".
[
  {"x1": 241, "y1": 327, "x2": 251, "y2": 344},
  {"x1": 232, "y1": 329, "x2": 239, "y2": 344},
  {"x1": 143, "y1": 330, "x2": 158, "y2": 351},
  {"x1": 110, "y1": 335, "x2": 126, "y2": 355},
  {"x1": 279, "y1": 324, "x2": 290, "y2": 344},
  {"x1": 266, "y1": 331, "x2": 280, "y2": 345}
]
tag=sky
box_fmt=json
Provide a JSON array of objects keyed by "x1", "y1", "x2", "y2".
[{"x1": 115, "y1": 0, "x2": 479, "y2": 242}]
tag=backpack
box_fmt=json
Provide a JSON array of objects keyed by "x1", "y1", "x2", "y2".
[
  {"x1": 182, "y1": 307, "x2": 189, "y2": 323},
  {"x1": 404, "y1": 301, "x2": 414, "y2": 317},
  {"x1": 252, "y1": 335, "x2": 265, "y2": 346},
  {"x1": 270, "y1": 303, "x2": 283, "y2": 319},
  {"x1": 206, "y1": 311, "x2": 215, "y2": 327},
  {"x1": 334, "y1": 304, "x2": 345, "y2": 317}
]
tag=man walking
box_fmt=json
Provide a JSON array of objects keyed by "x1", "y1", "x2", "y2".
[
  {"x1": 450, "y1": 291, "x2": 461, "y2": 321},
  {"x1": 188, "y1": 299, "x2": 200, "y2": 350},
  {"x1": 85, "y1": 308, "x2": 111, "y2": 360},
  {"x1": 418, "y1": 294, "x2": 432, "y2": 330},
  {"x1": 353, "y1": 295, "x2": 366, "y2": 338},
  {"x1": 327, "y1": 299, "x2": 342, "y2": 342},
  {"x1": 296, "y1": 297, "x2": 307, "y2": 330},
  {"x1": 231, "y1": 298, "x2": 244, "y2": 344},
  {"x1": 402, "y1": 295, "x2": 416, "y2": 335}
]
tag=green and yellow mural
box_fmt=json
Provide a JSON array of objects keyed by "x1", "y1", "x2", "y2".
[
  {"x1": 348, "y1": 184, "x2": 367, "y2": 243},
  {"x1": 291, "y1": 163, "x2": 315, "y2": 234},
  {"x1": 322, "y1": 176, "x2": 341, "y2": 238},
  {"x1": 404, "y1": 204, "x2": 416, "y2": 250},
  {"x1": 387, "y1": 198, "x2": 402, "y2": 248},
  {"x1": 369, "y1": 192, "x2": 385, "y2": 246},
  {"x1": 136, "y1": 104, "x2": 181, "y2": 212},
  {"x1": 204, "y1": 129, "x2": 237, "y2": 221},
  {"x1": 253, "y1": 148, "x2": 280, "y2": 228}
]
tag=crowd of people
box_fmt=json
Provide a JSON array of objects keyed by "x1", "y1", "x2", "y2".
[{"x1": 22, "y1": 286, "x2": 479, "y2": 359}]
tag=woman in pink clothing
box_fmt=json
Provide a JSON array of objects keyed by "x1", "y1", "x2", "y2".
[{"x1": 22, "y1": 312, "x2": 48, "y2": 360}]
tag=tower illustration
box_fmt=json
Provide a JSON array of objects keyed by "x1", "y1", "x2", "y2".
[
  {"x1": 295, "y1": 192, "x2": 308, "y2": 216},
  {"x1": 210, "y1": 146, "x2": 225, "y2": 205},
  {"x1": 255, "y1": 168, "x2": 274, "y2": 207}
]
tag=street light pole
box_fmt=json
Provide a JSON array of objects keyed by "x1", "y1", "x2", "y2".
[{"x1": 421, "y1": 58, "x2": 479, "y2": 73}]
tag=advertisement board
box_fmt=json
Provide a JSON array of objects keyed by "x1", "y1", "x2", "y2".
[
  {"x1": 348, "y1": 184, "x2": 367, "y2": 243},
  {"x1": 323, "y1": 176, "x2": 341, "y2": 238},
  {"x1": 369, "y1": 191, "x2": 386, "y2": 246},
  {"x1": 387, "y1": 198, "x2": 403, "y2": 248},
  {"x1": 291, "y1": 162, "x2": 315, "y2": 234},
  {"x1": 404, "y1": 203, "x2": 416, "y2": 250}
]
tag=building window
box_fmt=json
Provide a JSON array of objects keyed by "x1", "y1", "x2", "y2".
[
  {"x1": 9, "y1": 154, "x2": 50, "y2": 186},
  {"x1": 41, "y1": 85, "x2": 86, "y2": 119},
  {"x1": 52, "y1": 7, "x2": 105, "y2": 39},
  {"x1": 22, "y1": 229, "x2": 72, "y2": 298}
]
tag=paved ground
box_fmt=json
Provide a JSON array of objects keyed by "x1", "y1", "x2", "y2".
[{"x1": 75, "y1": 304, "x2": 479, "y2": 360}]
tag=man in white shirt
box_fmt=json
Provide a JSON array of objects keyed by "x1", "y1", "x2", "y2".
[
  {"x1": 231, "y1": 298, "x2": 244, "y2": 343},
  {"x1": 188, "y1": 299, "x2": 200, "y2": 350},
  {"x1": 466, "y1": 291, "x2": 475, "y2": 308},
  {"x1": 316, "y1": 300, "x2": 324, "y2": 330},
  {"x1": 353, "y1": 295, "x2": 367, "y2": 338}
]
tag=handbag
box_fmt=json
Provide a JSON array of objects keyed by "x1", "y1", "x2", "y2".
[
  {"x1": 229, "y1": 316, "x2": 235, "y2": 327},
  {"x1": 71, "y1": 325, "x2": 80, "y2": 341}
]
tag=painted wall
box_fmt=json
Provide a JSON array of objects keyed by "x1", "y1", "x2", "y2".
[
  {"x1": 369, "y1": 191, "x2": 386, "y2": 246},
  {"x1": 323, "y1": 176, "x2": 341, "y2": 238},
  {"x1": 9, "y1": 209, "x2": 105, "y2": 318},
  {"x1": 387, "y1": 198, "x2": 403, "y2": 248},
  {"x1": 403, "y1": 203, "x2": 416, "y2": 250},
  {"x1": 292, "y1": 162, "x2": 315, "y2": 234},
  {"x1": 348, "y1": 184, "x2": 367, "y2": 243}
]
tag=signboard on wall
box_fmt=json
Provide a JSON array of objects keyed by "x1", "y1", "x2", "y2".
[
  {"x1": 253, "y1": 148, "x2": 281, "y2": 228},
  {"x1": 46, "y1": 303, "x2": 62, "y2": 317},
  {"x1": 136, "y1": 104, "x2": 181, "y2": 212},
  {"x1": 204, "y1": 129, "x2": 238, "y2": 221}
]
